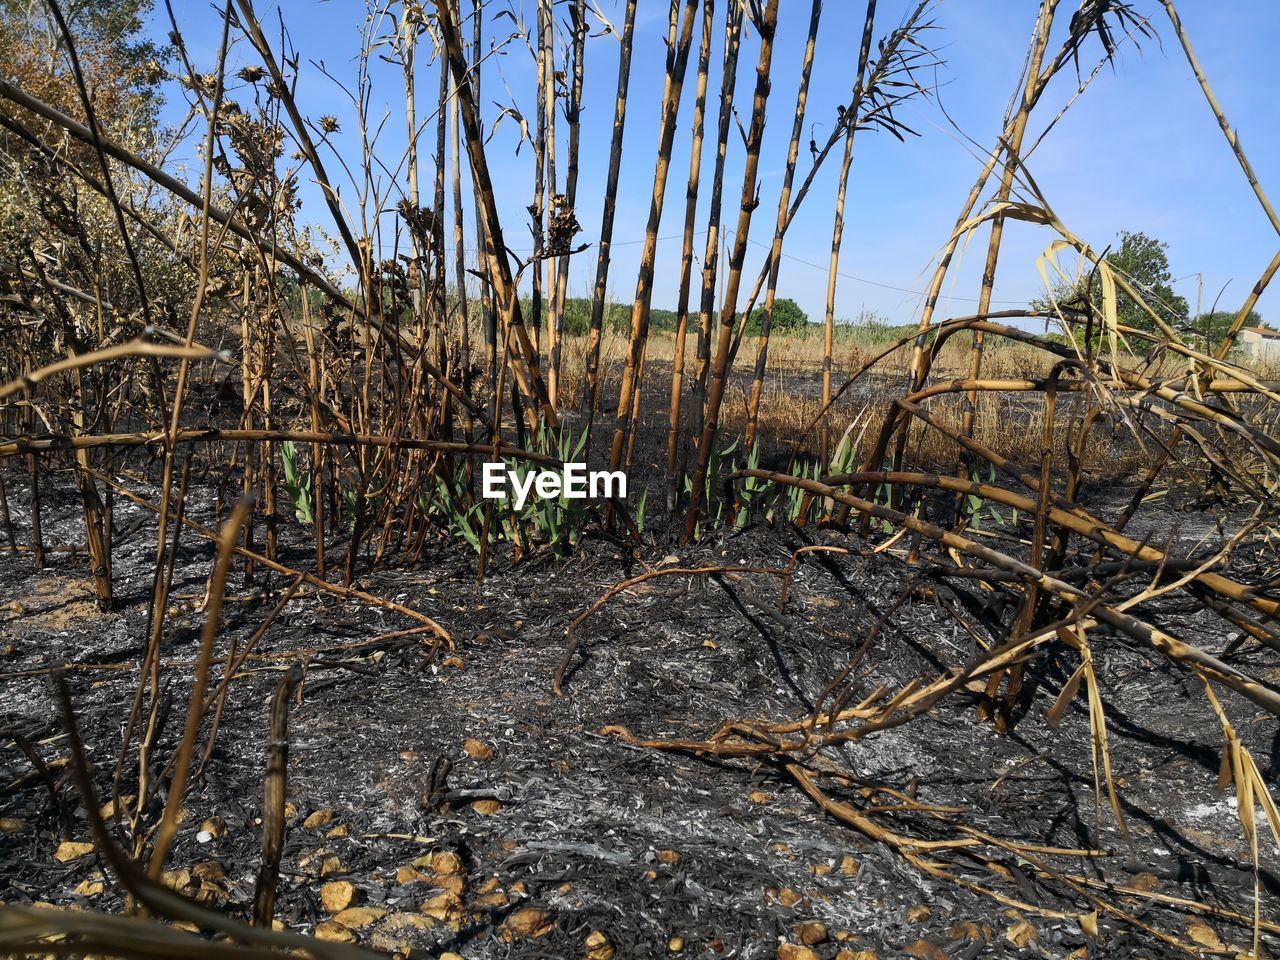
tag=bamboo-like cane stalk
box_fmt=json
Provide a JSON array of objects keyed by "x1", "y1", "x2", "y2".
[
  {"x1": 742, "y1": 0, "x2": 824, "y2": 454},
  {"x1": 149, "y1": 499, "x2": 251, "y2": 877},
  {"x1": 530, "y1": 0, "x2": 550, "y2": 360},
  {"x1": 955, "y1": 1, "x2": 1059, "y2": 518},
  {"x1": 682, "y1": 1, "x2": 744, "y2": 488},
  {"x1": 539, "y1": 0, "x2": 562, "y2": 402},
  {"x1": 403, "y1": 2, "x2": 425, "y2": 323},
  {"x1": 682, "y1": 0, "x2": 782, "y2": 542},
  {"x1": 820, "y1": 0, "x2": 878, "y2": 462},
  {"x1": 606, "y1": 0, "x2": 701, "y2": 477},
  {"x1": 252, "y1": 662, "x2": 303, "y2": 927},
  {"x1": 663, "y1": 0, "x2": 715, "y2": 508},
  {"x1": 549, "y1": 0, "x2": 587, "y2": 409},
  {"x1": 583, "y1": 0, "x2": 637, "y2": 420},
  {"x1": 437, "y1": 0, "x2": 557, "y2": 429}
]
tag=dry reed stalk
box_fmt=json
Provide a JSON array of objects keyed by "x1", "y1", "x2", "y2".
[
  {"x1": 663, "y1": 0, "x2": 714, "y2": 506},
  {"x1": 742, "y1": 0, "x2": 823, "y2": 453},
  {"x1": 438, "y1": 0, "x2": 556, "y2": 430},
  {"x1": 680, "y1": 0, "x2": 744, "y2": 495},
  {"x1": 582, "y1": 0, "x2": 637, "y2": 420},
  {"x1": 530, "y1": 0, "x2": 551, "y2": 360},
  {"x1": 149, "y1": 498, "x2": 250, "y2": 877},
  {"x1": 548, "y1": 0, "x2": 588, "y2": 409},
  {"x1": 538, "y1": 0, "x2": 560, "y2": 396},
  {"x1": 683, "y1": 0, "x2": 781, "y2": 541},
  {"x1": 606, "y1": 0, "x2": 700, "y2": 477},
  {"x1": 820, "y1": 0, "x2": 878, "y2": 461},
  {"x1": 252, "y1": 661, "x2": 303, "y2": 926},
  {"x1": 955, "y1": 1, "x2": 1059, "y2": 521}
]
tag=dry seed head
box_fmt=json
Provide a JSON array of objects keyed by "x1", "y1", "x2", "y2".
[{"x1": 546, "y1": 194, "x2": 581, "y2": 256}]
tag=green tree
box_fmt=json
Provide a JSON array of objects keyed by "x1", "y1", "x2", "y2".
[
  {"x1": 1, "y1": 0, "x2": 166, "y2": 262},
  {"x1": 1190, "y1": 309, "x2": 1262, "y2": 351},
  {"x1": 748, "y1": 297, "x2": 808, "y2": 335},
  {"x1": 0, "y1": 0, "x2": 164, "y2": 130},
  {"x1": 1034, "y1": 230, "x2": 1189, "y2": 337}
]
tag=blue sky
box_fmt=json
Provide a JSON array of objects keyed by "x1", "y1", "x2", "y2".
[{"x1": 150, "y1": 1, "x2": 1280, "y2": 327}]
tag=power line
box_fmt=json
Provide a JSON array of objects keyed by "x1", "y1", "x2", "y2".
[
  {"x1": 738, "y1": 234, "x2": 1029, "y2": 306},
  {"x1": 439, "y1": 227, "x2": 1031, "y2": 306}
]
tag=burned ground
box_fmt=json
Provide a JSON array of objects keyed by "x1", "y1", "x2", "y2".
[{"x1": 2, "y1": 474, "x2": 1277, "y2": 959}]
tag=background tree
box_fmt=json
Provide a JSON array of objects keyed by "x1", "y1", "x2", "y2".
[
  {"x1": 0, "y1": 0, "x2": 167, "y2": 281},
  {"x1": 748, "y1": 297, "x2": 808, "y2": 335},
  {"x1": 0, "y1": 0, "x2": 163, "y2": 138},
  {"x1": 1034, "y1": 230, "x2": 1189, "y2": 337},
  {"x1": 1192, "y1": 308, "x2": 1264, "y2": 350}
]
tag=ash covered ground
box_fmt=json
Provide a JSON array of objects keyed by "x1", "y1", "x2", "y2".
[{"x1": 1, "y1": 473, "x2": 1278, "y2": 959}]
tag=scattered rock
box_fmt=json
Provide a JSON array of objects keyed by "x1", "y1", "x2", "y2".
[
  {"x1": 160, "y1": 868, "x2": 191, "y2": 891},
  {"x1": 303, "y1": 809, "x2": 336, "y2": 830},
  {"x1": 53, "y1": 841, "x2": 94, "y2": 863},
  {"x1": 427, "y1": 851, "x2": 463, "y2": 876},
  {"x1": 502, "y1": 905, "x2": 553, "y2": 940},
  {"x1": 320, "y1": 880, "x2": 358, "y2": 914},
  {"x1": 319, "y1": 855, "x2": 345, "y2": 877},
  {"x1": 369, "y1": 912, "x2": 435, "y2": 953},
  {"x1": 193, "y1": 861, "x2": 226, "y2": 883},
  {"x1": 313, "y1": 921, "x2": 355, "y2": 943},
  {"x1": 904, "y1": 940, "x2": 948, "y2": 960},
  {"x1": 394, "y1": 864, "x2": 423, "y2": 885},
  {"x1": 334, "y1": 906, "x2": 386, "y2": 930},
  {"x1": 793, "y1": 921, "x2": 827, "y2": 945},
  {"x1": 947, "y1": 921, "x2": 991, "y2": 941},
  {"x1": 1187, "y1": 920, "x2": 1224, "y2": 950},
  {"x1": 585, "y1": 929, "x2": 616, "y2": 960},
  {"x1": 419, "y1": 890, "x2": 465, "y2": 925}
]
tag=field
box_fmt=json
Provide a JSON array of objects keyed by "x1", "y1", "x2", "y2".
[{"x1": 2, "y1": 1, "x2": 1280, "y2": 959}]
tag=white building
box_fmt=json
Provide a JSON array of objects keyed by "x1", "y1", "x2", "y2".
[{"x1": 1238, "y1": 325, "x2": 1280, "y2": 362}]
